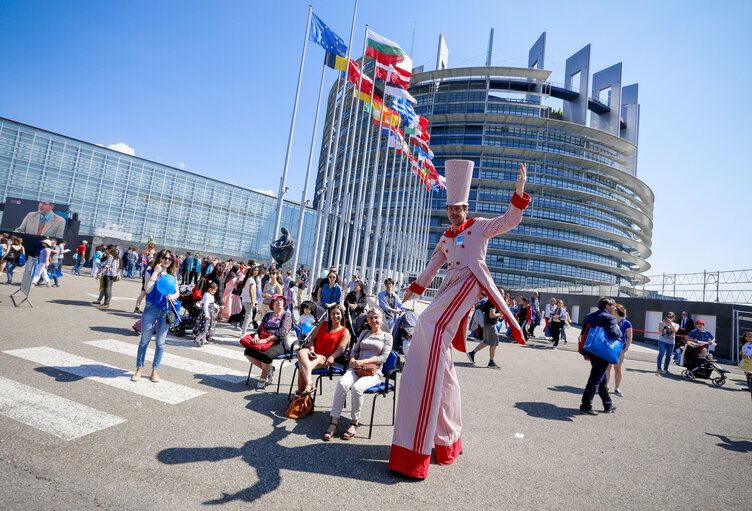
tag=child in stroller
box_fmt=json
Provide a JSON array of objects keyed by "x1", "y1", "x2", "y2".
[
  {"x1": 169, "y1": 283, "x2": 203, "y2": 336},
  {"x1": 681, "y1": 340, "x2": 729, "y2": 386}
]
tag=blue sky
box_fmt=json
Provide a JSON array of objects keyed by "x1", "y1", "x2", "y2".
[{"x1": 1, "y1": 0, "x2": 750, "y2": 279}]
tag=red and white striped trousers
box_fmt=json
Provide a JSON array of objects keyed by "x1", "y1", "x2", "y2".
[{"x1": 389, "y1": 268, "x2": 481, "y2": 479}]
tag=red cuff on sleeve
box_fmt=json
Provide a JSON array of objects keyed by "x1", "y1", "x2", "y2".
[
  {"x1": 511, "y1": 192, "x2": 531, "y2": 210},
  {"x1": 409, "y1": 282, "x2": 425, "y2": 295}
]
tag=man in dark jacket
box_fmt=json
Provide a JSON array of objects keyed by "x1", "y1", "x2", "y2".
[{"x1": 578, "y1": 297, "x2": 622, "y2": 415}]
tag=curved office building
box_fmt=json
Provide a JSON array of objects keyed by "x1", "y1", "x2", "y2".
[{"x1": 316, "y1": 36, "x2": 653, "y2": 294}]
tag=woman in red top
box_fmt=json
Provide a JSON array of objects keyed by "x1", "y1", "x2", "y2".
[{"x1": 295, "y1": 305, "x2": 350, "y2": 396}]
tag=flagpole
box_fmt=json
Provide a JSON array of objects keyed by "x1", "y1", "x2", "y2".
[
  {"x1": 318, "y1": 4, "x2": 359, "y2": 277},
  {"x1": 333, "y1": 34, "x2": 369, "y2": 276},
  {"x1": 327, "y1": 77, "x2": 359, "y2": 269},
  {"x1": 388, "y1": 143, "x2": 408, "y2": 280},
  {"x1": 378, "y1": 131, "x2": 399, "y2": 282},
  {"x1": 361, "y1": 90, "x2": 388, "y2": 293},
  {"x1": 420, "y1": 188, "x2": 434, "y2": 274},
  {"x1": 414, "y1": 185, "x2": 428, "y2": 275},
  {"x1": 369, "y1": 103, "x2": 394, "y2": 289},
  {"x1": 397, "y1": 150, "x2": 414, "y2": 283},
  {"x1": 379, "y1": 115, "x2": 397, "y2": 286},
  {"x1": 272, "y1": 6, "x2": 312, "y2": 262},
  {"x1": 358, "y1": 38, "x2": 381, "y2": 286},
  {"x1": 339, "y1": 104, "x2": 367, "y2": 278},
  {"x1": 348, "y1": 93, "x2": 373, "y2": 279},
  {"x1": 311, "y1": 74, "x2": 342, "y2": 287},
  {"x1": 407, "y1": 162, "x2": 421, "y2": 277},
  {"x1": 291, "y1": 55, "x2": 327, "y2": 275}
]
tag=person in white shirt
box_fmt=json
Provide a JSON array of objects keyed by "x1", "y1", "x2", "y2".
[
  {"x1": 240, "y1": 266, "x2": 259, "y2": 335},
  {"x1": 194, "y1": 281, "x2": 219, "y2": 346},
  {"x1": 32, "y1": 239, "x2": 53, "y2": 287},
  {"x1": 544, "y1": 297, "x2": 556, "y2": 340}
]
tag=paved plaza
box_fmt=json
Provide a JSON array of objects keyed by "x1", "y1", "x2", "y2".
[{"x1": 1, "y1": 272, "x2": 750, "y2": 510}]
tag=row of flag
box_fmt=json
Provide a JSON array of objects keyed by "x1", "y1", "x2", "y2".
[{"x1": 308, "y1": 12, "x2": 443, "y2": 192}]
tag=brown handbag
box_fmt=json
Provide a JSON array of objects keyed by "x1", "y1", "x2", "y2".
[
  {"x1": 355, "y1": 363, "x2": 378, "y2": 377},
  {"x1": 284, "y1": 394, "x2": 313, "y2": 419}
]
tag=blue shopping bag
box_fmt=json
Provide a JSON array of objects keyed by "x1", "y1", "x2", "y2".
[
  {"x1": 581, "y1": 326, "x2": 624, "y2": 364},
  {"x1": 545, "y1": 324, "x2": 551, "y2": 337}
]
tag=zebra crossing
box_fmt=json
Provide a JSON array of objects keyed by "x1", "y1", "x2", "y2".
[{"x1": 0, "y1": 327, "x2": 257, "y2": 441}]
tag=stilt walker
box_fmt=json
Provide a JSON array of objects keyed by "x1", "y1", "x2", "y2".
[{"x1": 388, "y1": 159, "x2": 531, "y2": 479}]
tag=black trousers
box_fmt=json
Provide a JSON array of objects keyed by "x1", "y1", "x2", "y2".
[
  {"x1": 102, "y1": 275, "x2": 115, "y2": 305},
  {"x1": 581, "y1": 353, "x2": 612, "y2": 411},
  {"x1": 550, "y1": 321, "x2": 564, "y2": 346},
  {"x1": 189, "y1": 271, "x2": 199, "y2": 285}
]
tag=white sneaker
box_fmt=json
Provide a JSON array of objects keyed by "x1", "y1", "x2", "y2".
[
  {"x1": 256, "y1": 379, "x2": 267, "y2": 390},
  {"x1": 614, "y1": 388, "x2": 623, "y2": 397},
  {"x1": 266, "y1": 366, "x2": 275, "y2": 385}
]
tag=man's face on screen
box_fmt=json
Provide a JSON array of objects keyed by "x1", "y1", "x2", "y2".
[{"x1": 38, "y1": 201, "x2": 54, "y2": 215}]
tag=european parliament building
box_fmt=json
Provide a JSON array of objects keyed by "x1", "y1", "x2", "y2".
[
  {"x1": 0, "y1": 117, "x2": 317, "y2": 264},
  {"x1": 316, "y1": 33, "x2": 653, "y2": 294}
]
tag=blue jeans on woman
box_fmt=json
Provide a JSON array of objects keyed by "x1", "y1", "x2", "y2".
[
  {"x1": 136, "y1": 302, "x2": 169, "y2": 369},
  {"x1": 657, "y1": 341, "x2": 673, "y2": 371},
  {"x1": 6, "y1": 262, "x2": 17, "y2": 284}
]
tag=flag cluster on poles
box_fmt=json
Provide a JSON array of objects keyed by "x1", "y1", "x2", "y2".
[
  {"x1": 350, "y1": 28, "x2": 442, "y2": 191},
  {"x1": 310, "y1": 16, "x2": 443, "y2": 193}
]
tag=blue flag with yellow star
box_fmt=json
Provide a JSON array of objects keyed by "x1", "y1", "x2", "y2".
[{"x1": 309, "y1": 12, "x2": 347, "y2": 57}]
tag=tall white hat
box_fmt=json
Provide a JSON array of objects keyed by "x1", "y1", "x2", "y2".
[{"x1": 444, "y1": 160, "x2": 474, "y2": 206}]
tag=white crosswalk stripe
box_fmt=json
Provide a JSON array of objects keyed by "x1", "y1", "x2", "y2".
[
  {"x1": 85, "y1": 339, "x2": 247, "y2": 384},
  {"x1": 0, "y1": 376, "x2": 126, "y2": 440},
  {"x1": 4, "y1": 347, "x2": 205, "y2": 405}
]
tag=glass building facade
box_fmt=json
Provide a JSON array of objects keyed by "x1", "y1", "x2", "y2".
[
  {"x1": 0, "y1": 117, "x2": 317, "y2": 264},
  {"x1": 316, "y1": 54, "x2": 653, "y2": 293}
]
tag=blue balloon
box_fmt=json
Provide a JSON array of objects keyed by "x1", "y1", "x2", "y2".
[
  {"x1": 300, "y1": 321, "x2": 313, "y2": 334},
  {"x1": 156, "y1": 274, "x2": 177, "y2": 295}
]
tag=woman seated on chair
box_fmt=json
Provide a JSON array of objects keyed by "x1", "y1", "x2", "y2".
[
  {"x1": 244, "y1": 294, "x2": 292, "y2": 390},
  {"x1": 324, "y1": 308, "x2": 393, "y2": 441},
  {"x1": 344, "y1": 280, "x2": 367, "y2": 323},
  {"x1": 295, "y1": 304, "x2": 350, "y2": 396}
]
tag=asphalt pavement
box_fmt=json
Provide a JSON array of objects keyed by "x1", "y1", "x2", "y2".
[{"x1": 1, "y1": 271, "x2": 750, "y2": 510}]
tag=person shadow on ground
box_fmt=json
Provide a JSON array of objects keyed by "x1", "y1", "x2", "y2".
[
  {"x1": 156, "y1": 393, "x2": 398, "y2": 505},
  {"x1": 514, "y1": 401, "x2": 580, "y2": 422},
  {"x1": 705, "y1": 433, "x2": 752, "y2": 453}
]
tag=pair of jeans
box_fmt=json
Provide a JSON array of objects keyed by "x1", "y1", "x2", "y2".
[
  {"x1": 136, "y1": 302, "x2": 169, "y2": 369},
  {"x1": 49, "y1": 263, "x2": 60, "y2": 285},
  {"x1": 6, "y1": 262, "x2": 17, "y2": 283},
  {"x1": 102, "y1": 275, "x2": 115, "y2": 305},
  {"x1": 657, "y1": 341, "x2": 673, "y2": 371},
  {"x1": 72, "y1": 258, "x2": 85, "y2": 274},
  {"x1": 125, "y1": 261, "x2": 135, "y2": 278},
  {"x1": 581, "y1": 353, "x2": 612, "y2": 411}
]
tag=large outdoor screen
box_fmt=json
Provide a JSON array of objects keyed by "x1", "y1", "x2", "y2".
[{"x1": 1, "y1": 197, "x2": 70, "y2": 238}]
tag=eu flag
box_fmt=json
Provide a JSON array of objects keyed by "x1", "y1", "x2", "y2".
[{"x1": 309, "y1": 12, "x2": 347, "y2": 58}]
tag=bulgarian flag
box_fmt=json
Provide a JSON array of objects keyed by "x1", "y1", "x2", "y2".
[{"x1": 366, "y1": 29, "x2": 407, "y2": 65}]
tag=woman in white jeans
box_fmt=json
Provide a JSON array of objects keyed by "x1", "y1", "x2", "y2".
[{"x1": 324, "y1": 309, "x2": 393, "y2": 441}]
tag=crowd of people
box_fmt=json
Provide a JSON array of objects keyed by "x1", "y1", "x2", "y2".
[{"x1": 6, "y1": 231, "x2": 748, "y2": 441}]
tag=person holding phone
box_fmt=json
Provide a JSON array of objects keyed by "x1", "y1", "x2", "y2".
[
  {"x1": 657, "y1": 312, "x2": 679, "y2": 374},
  {"x1": 295, "y1": 305, "x2": 350, "y2": 396}
]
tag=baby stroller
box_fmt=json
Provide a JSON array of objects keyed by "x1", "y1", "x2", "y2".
[
  {"x1": 170, "y1": 284, "x2": 202, "y2": 337},
  {"x1": 681, "y1": 341, "x2": 729, "y2": 386}
]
